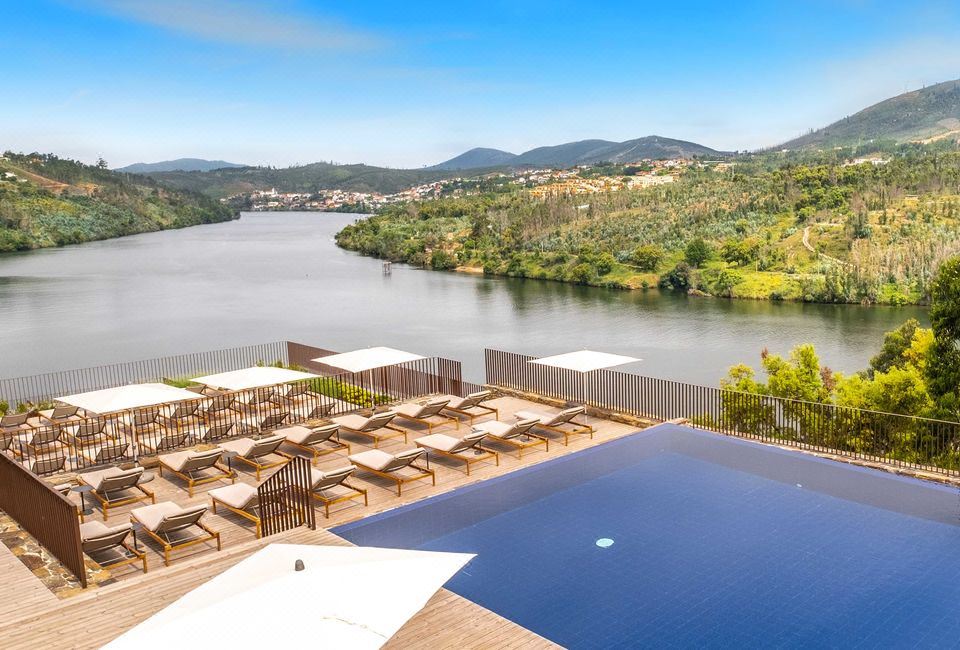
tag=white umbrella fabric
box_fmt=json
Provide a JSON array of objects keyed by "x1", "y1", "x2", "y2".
[
  {"x1": 57, "y1": 383, "x2": 202, "y2": 415},
  {"x1": 104, "y1": 544, "x2": 474, "y2": 650},
  {"x1": 528, "y1": 350, "x2": 641, "y2": 409},
  {"x1": 314, "y1": 346, "x2": 426, "y2": 373},
  {"x1": 191, "y1": 366, "x2": 319, "y2": 391}
]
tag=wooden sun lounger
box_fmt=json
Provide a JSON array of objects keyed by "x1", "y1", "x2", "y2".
[
  {"x1": 158, "y1": 448, "x2": 234, "y2": 496},
  {"x1": 80, "y1": 521, "x2": 147, "y2": 574},
  {"x1": 217, "y1": 435, "x2": 291, "y2": 480},
  {"x1": 77, "y1": 466, "x2": 155, "y2": 521},
  {"x1": 514, "y1": 406, "x2": 594, "y2": 446},
  {"x1": 471, "y1": 418, "x2": 546, "y2": 458},
  {"x1": 332, "y1": 411, "x2": 406, "y2": 448},
  {"x1": 130, "y1": 502, "x2": 221, "y2": 566},
  {"x1": 439, "y1": 390, "x2": 499, "y2": 424},
  {"x1": 348, "y1": 448, "x2": 435, "y2": 496},
  {"x1": 393, "y1": 398, "x2": 459, "y2": 433},
  {"x1": 279, "y1": 423, "x2": 348, "y2": 464},
  {"x1": 78, "y1": 441, "x2": 130, "y2": 466},
  {"x1": 310, "y1": 465, "x2": 367, "y2": 518},
  {"x1": 139, "y1": 429, "x2": 191, "y2": 455},
  {"x1": 210, "y1": 483, "x2": 262, "y2": 538},
  {"x1": 415, "y1": 430, "x2": 498, "y2": 475}
]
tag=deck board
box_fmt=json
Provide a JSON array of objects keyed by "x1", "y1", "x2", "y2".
[{"x1": 0, "y1": 396, "x2": 637, "y2": 648}]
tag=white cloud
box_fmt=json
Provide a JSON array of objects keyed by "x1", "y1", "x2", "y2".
[{"x1": 85, "y1": 0, "x2": 383, "y2": 51}]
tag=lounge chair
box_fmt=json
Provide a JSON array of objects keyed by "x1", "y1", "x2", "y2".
[
  {"x1": 77, "y1": 466, "x2": 155, "y2": 520},
  {"x1": 471, "y1": 418, "x2": 546, "y2": 458},
  {"x1": 279, "y1": 423, "x2": 348, "y2": 463},
  {"x1": 68, "y1": 419, "x2": 110, "y2": 449},
  {"x1": 513, "y1": 406, "x2": 594, "y2": 446},
  {"x1": 124, "y1": 408, "x2": 163, "y2": 436},
  {"x1": 332, "y1": 411, "x2": 405, "y2": 448},
  {"x1": 195, "y1": 421, "x2": 245, "y2": 443},
  {"x1": 130, "y1": 502, "x2": 221, "y2": 566},
  {"x1": 310, "y1": 464, "x2": 367, "y2": 518},
  {"x1": 245, "y1": 411, "x2": 289, "y2": 433},
  {"x1": 38, "y1": 404, "x2": 83, "y2": 425},
  {"x1": 394, "y1": 398, "x2": 458, "y2": 433},
  {"x1": 217, "y1": 435, "x2": 291, "y2": 480},
  {"x1": 158, "y1": 448, "x2": 234, "y2": 496},
  {"x1": 348, "y1": 448, "x2": 435, "y2": 496},
  {"x1": 209, "y1": 483, "x2": 262, "y2": 538},
  {"x1": 138, "y1": 429, "x2": 191, "y2": 455},
  {"x1": 415, "y1": 430, "x2": 497, "y2": 475},
  {"x1": 305, "y1": 401, "x2": 335, "y2": 420},
  {"x1": 1, "y1": 412, "x2": 33, "y2": 436},
  {"x1": 200, "y1": 393, "x2": 240, "y2": 422},
  {"x1": 15, "y1": 427, "x2": 68, "y2": 457},
  {"x1": 159, "y1": 402, "x2": 203, "y2": 433},
  {"x1": 22, "y1": 454, "x2": 67, "y2": 475},
  {"x1": 79, "y1": 441, "x2": 131, "y2": 466},
  {"x1": 439, "y1": 390, "x2": 499, "y2": 424},
  {"x1": 277, "y1": 382, "x2": 326, "y2": 415},
  {"x1": 80, "y1": 521, "x2": 147, "y2": 573}
]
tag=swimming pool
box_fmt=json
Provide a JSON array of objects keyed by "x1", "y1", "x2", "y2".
[{"x1": 334, "y1": 424, "x2": 960, "y2": 648}]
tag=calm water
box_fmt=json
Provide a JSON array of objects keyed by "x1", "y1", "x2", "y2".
[{"x1": 0, "y1": 212, "x2": 927, "y2": 384}]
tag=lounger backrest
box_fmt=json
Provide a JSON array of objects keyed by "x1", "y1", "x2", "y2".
[
  {"x1": 180, "y1": 449, "x2": 224, "y2": 472},
  {"x1": 259, "y1": 412, "x2": 289, "y2": 430},
  {"x1": 91, "y1": 443, "x2": 130, "y2": 465},
  {"x1": 169, "y1": 402, "x2": 198, "y2": 419},
  {"x1": 250, "y1": 387, "x2": 278, "y2": 405},
  {"x1": 458, "y1": 391, "x2": 492, "y2": 409},
  {"x1": 205, "y1": 422, "x2": 235, "y2": 441},
  {"x1": 312, "y1": 465, "x2": 356, "y2": 490},
  {"x1": 361, "y1": 411, "x2": 397, "y2": 431},
  {"x1": 30, "y1": 428, "x2": 62, "y2": 445},
  {"x1": 153, "y1": 430, "x2": 189, "y2": 452},
  {"x1": 31, "y1": 455, "x2": 66, "y2": 475},
  {"x1": 382, "y1": 448, "x2": 425, "y2": 472},
  {"x1": 133, "y1": 409, "x2": 160, "y2": 427},
  {"x1": 51, "y1": 405, "x2": 79, "y2": 419},
  {"x1": 154, "y1": 505, "x2": 207, "y2": 535},
  {"x1": 76, "y1": 420, "x2": 106, "y2": 437},
  {"x1": 285, "y1": 383, "x2": 307, "y2": 398},
  {"x1": 303, "y1": 423, "x2": 339, "y2": 445},
  {"x1": 98, "y1": 467, "x2": 144, "y2": 493},
  {"x1": 508, "y1": 418, "x2": 538, "y2": 438},
  {"x1": 208, "y1": 394, "x2": 235, "y2": 412},
  {"x1": 308, "y1": 402, "x2": 334, "y2": 419},
  {"x1": 245, "y1": 435, "x2": 284, "y2": 459},
  {"x1": 550, "y1": 406, "x2": 585, "y2": 426},
  {"x1": 1, "y1": 413, "x2": 29, "y2": 427},
  {"x1": 82, "y1": 525, "x2": 132, "y2": 554},
  {"x1": 186, "y1": 385, "x2": 206, "y2": 394},
  {"x1": 417, "y1": 399, "x2": 450, "y2": 418}
]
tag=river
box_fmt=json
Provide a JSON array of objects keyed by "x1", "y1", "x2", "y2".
[{"x1": 0, "y1": 212, "x2": 928, "y2": 384}]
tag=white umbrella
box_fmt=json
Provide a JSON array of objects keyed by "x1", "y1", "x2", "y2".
[
  {"x1": 104, "y1": 544, "x2": 474, "y2": 650},
  {"x1": 315, "y1": 347, "x2": 426, "y2": 373},
  {"x1": 57, "y1": 383, "x2": 201, "y2": 415},
  {"x1": 528, "y1": 350, "x2": 641, "y2": 410},
  {"x1": 192, "y1": 366, "x2": 319, "y2": 391}
]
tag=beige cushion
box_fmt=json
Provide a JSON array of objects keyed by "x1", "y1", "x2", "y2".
[
  {"x1": 217, "y1": 437, "x2": 256, "y2": 456},
  {"x1": 80, "y1": 520, "x2": 130, "y2": 540},
  {"x1": 131, "y1": 501, "x2": 182, "y2": 531},
  {"x1": 472, "y1": 420, "x2": 512, "y2": 438},
  {"x1": 415, "y1": 433, "x2": 459, "y2": 452},
  {"x1": 514, "y1": 409, "x2": 551, "y2": 424},
  {"x1": 395, "y1": 403, "x2": 426, "y2": 418},
  {"x1": 278, "y1": 425, "x2": 313, "y2": 445},
  {"x1": 210, "y1": 483, "x2": 257, "y2": 510},
  {"x1": 158, "y1": 451, "x2": 193, "y2": 472},
  {"x1": 79, "y1": 466, "x2": 132, "y2": 491},
  {"x1": 332, "y1": 414, "x2": 369, "y2": 430},
  {"x1": 347, "y1": 449, "x2": 395, "y2": 471}
]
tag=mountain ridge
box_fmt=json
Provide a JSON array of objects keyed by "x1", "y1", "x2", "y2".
[{"x1": 116, "y1": 158, "x2": 246, "y2": 174}]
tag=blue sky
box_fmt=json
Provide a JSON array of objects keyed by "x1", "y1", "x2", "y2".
[{"x1": 2, "y1": 0, "x2": 960, "y2": 168}]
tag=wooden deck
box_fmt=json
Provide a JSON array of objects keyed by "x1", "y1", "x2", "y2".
[{"x1": 0, "y1": 396, "x2": 642, "y2": 648}]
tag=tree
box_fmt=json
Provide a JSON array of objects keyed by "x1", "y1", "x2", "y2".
[
  {"x1": 658, "y1": 262, "x2": 691, "y2": 292},
  {"x1": 869, "y1": 318, "x2": 920, "y2": 376},
  {"x1": 684, "y1": 238, "x2": 712, "y2": 267},
  {"x1": 430, "y1": 249, "x2": 456, "y2": 270},
  {"x1": 926, "y1": 257, "x2": 960, "y2": 399},
  {"x1": 631, "y1": 244, "x2": 663, "y2": 271},
  {"x1": 95, "y1": 157, "x2": 108, "y2": 169}
]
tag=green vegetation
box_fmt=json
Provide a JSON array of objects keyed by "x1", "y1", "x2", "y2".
[
  {"x1": 336, "y1": 143, "x2": 960, "y2": 304},
  {"x1": 0, "y1": 152, "x2": 236, "y2": 252}
]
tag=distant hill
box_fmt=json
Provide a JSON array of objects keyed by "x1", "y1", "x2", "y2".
[
  {"x1": 148, "y1": 162, "x2": 475, "y2": 198},
  {"x1": 432, "y1": 135, "x2": 724, "y2": 170},
  {"x1": 781, "y1": 79, "x2": 960, "y2": 149},
  {"x1": 430, "y1": 147, "x2": 517, "y2": 170},
  {"x1": 0, "y1": 152, "x2": 235, "y2": 252},
  {"x1": 116, "y1": 158, "x2": 246, "y2": 174}
]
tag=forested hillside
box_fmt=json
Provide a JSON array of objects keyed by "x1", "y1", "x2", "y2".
[
  {"x1": 0, "y1": 152, "x2": 236, "y2": 252},
  {"x1": 336, "y1": 143, "x2": 960, "y2": 305}
]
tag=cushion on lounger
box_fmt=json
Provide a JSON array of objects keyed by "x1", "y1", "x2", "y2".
[
  {"x1": 348, "y1": 449, "x2": 398, "y2": 471},
  {"x1": 217, "y1": 437, "x2": 257, "y2": 457},
  {"x1": 131, "y1": 501, "x2": 183, "y2": 531},
  {"x1": 415, "y1": 433, "x2": 460, "y2": 452},
  {"x1": 209, "y1": 483, "x2": 257, "y2": 510},
  {"x1": 277, "y1": 425, "x2": 313, "y2": 444},
  {"x1": 79, "y1": 466, "x2": 141, "y2": 491}
]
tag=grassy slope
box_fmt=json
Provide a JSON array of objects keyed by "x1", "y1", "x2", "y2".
[{"x1": 0, "y1": 153, "x2": 236, "y2": 252}]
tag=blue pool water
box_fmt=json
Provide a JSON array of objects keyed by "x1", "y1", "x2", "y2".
[{"x1": 335, "y1": 425, "x2": 960, "y2": 648}]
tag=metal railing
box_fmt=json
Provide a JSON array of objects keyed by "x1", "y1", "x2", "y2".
[
  {"x1": 257, "y1": 456, "x2": 316, "y2": 537},
  {"x1": 485, "y1": 348, "x2": 960, "y2": 476},
  {"x1": 0, "y1": 454, "x2": 86, "y2": 587}
]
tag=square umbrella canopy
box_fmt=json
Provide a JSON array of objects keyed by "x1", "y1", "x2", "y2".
[
  {"x1": 191, "y1": 366, "x2": 319, "y2": 391},
  {"x1": 57, "y1": 383, "x2": 203, "y2": 415},
  {"x1": 104, "y1": 543, "x2": 474, "y2": 649},
  {"x1": 529, "y1": 350, "x2": 641, "y2": 373},
  {"x1": 315, "y1": 346, "x2": 426, "y2": 373}
]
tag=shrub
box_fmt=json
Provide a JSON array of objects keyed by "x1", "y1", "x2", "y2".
[
  {"x1": 567, "y1": 263, "x2": 596, "y2": 285},
  {"x1": 684, "y1": 238, "x2": 712, "y2": 267},
  {"x1": 430, "y1": 249, "x2": 457, "y2": 270},
  {"x1": 659, "y1": 262, "x2": 692, "y2": 292},
  {"x1": 631, "y1": 244, "x2": 664, "y2": 271},
  {"x1": 595, "y1": 252, "x2": 616, "y2": 275}
]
